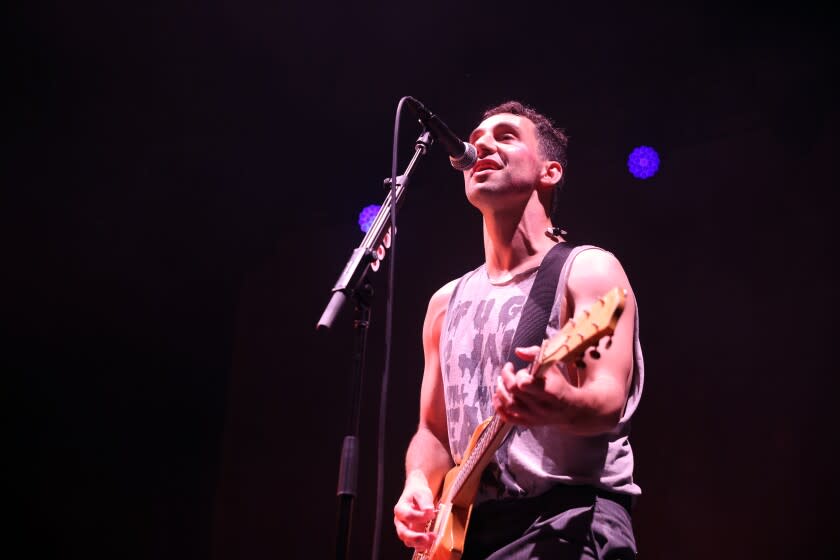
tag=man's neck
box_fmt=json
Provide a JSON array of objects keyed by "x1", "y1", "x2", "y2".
[{"x1": 481, "y1": 200, "x2": 559, "y2": 283}]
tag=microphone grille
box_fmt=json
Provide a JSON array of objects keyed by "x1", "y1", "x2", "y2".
[{"x1": 450, "y1": 142, "x2": 477, "y2": 171}]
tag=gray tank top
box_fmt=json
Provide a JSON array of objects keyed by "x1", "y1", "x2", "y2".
[{"x1": 439, "y1": 245, "x2": 644, "y2": 504}]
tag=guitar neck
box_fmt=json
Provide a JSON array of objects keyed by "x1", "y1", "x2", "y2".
[{"x1": 445, "y1": 415, "x2": 511, "y2": 504}]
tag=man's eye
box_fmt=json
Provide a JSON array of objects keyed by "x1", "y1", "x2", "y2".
[{"x1": 500, "y1": 133, "x2": 516, "y2": 140}]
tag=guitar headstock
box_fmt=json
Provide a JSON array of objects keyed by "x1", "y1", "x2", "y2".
[{"x1": 534, "y1": 287, "x2": 626, "y2": 377}]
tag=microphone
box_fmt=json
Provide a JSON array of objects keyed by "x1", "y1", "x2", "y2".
[{"x1": 405, "y1": 97, "x2": 477, "y2": 171}]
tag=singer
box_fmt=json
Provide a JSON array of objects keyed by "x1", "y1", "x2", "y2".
[{"x1": 393, "y1": 101, "x2": 644, "y2": 559}]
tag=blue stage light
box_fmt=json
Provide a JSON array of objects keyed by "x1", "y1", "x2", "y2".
[
  {"x1": 627, "y1": 146, "x2": 660, "y2": 179},
  {"x1": 358, "y1": 204, "x2": 381, "y2": 233}
]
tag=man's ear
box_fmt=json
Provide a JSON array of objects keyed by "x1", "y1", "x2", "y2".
[{"x1": 539, "y1": 161, "x2": 563, "y2": 189}]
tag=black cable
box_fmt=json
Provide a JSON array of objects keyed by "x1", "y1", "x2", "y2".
[{"x1": 371, "y1": 95, "x2": 409, "y2": 560}]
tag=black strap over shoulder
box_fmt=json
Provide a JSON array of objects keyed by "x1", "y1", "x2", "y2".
[{"x1": 507, "y1": 242, "x2": 576, "y2": 371}]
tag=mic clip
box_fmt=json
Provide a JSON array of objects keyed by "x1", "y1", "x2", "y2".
[
  {"x1": 382, "y1": 175, "x2": 406, "y2": 190},
  {"x1": 545, "y1": 226, "x2": 568, "y2": 240}
]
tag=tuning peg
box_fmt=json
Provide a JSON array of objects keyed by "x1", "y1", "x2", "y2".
[
  {"x1": 605, "y1": 336, "x2": 613, "y2": 349},
  {"x1": 589, "y1": 348, "x2": 601, "y2": 359},
  {"x1": 575, "y1": 358, "x2": 587, "y2": 369}
]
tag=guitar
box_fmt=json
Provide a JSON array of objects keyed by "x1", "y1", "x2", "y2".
[{"x1": 411, "y1": 286, "x2": 627, "y2": 560}]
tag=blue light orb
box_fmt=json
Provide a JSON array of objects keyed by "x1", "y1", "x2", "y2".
[
  {"x1": 627, "y1": 146, "x2": 660, "y2": 179},
  {"x1": 358, "y1": 204, "x2": 381, "y2": 233}
]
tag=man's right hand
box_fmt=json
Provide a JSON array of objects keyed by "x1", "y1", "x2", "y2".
[{"x1": 393, "y1": 472, "x2": 437, "y2": 552}]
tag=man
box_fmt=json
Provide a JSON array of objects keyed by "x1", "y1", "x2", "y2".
[{"x1": 393, "y1": 101, "x2": 643, "y2": 559}]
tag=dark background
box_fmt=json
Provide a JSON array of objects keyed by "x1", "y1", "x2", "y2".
[{"x1": 6, "y1": 2, "x2": 836, "y2": 559}]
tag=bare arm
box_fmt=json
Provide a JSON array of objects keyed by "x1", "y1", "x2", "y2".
[
  {"x1": 494, "y1": 249, "x2": 637, "y2": 435},
  {"x1": 393, "y1": 280, "x2": 457, "y2": 550}
]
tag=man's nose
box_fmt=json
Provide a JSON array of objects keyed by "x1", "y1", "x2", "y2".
[{"x1": 473, "y1": 132, "x2": 496, "y2": 156}]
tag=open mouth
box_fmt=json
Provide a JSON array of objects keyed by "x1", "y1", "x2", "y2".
[{"x1": 472, "y1": 161, "x2": 501, "y2": 174}]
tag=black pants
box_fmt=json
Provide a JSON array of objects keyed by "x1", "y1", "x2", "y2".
[{"x1": 461, "y1": 484, "x2": 637, "y2": 560}]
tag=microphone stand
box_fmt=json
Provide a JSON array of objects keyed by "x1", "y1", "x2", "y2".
[{"x1": 317, "y1": 131, "x2": 432, "y2": 560}]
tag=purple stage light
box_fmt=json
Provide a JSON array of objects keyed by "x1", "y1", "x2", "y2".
[
  {"x1": 358, "y1": 204, "x2": 381, "y2": 233},
  {"x1": 627, "y1": 146, "x2": 660, "y2": 179}
]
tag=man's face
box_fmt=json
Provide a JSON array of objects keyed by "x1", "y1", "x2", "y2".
[{"x1": 463, "y1": 113, "x2": 546, "y2": 207}]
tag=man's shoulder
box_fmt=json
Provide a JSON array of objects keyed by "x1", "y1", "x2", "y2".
[
  {"x1": 431, "y1": 264, "x2": 484, "y2": 301},
  {"x1": 427, "y1": 264, "x2": 483, "y2": 314},
  {"x1": 422, "y1": 278, "x2": 462, "y2": 338},
  {"x1": 567, "y1": 246, "x2": 632, "y2": 299},
  {"x1": 570, "y1": 245, "x2": 622, "y2": 272},
  {"x1": 430, "y1": 278, "x2": 460, "y2": 302}
]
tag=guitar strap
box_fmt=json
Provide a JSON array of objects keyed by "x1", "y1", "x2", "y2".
[{"x1": 507, "y1": 241, "x2": 576, "y2": 371}]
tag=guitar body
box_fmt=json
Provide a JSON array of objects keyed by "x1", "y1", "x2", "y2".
[
  {"x1": 413, "y1": 492, "x2": 469, "y2": 560},
  {"x1": 413, "y1": 417, "x2": 506, "y2": 560}
]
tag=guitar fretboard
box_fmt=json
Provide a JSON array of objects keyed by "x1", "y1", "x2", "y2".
[{"x1": 448, "y1": 414, "x2": 503, "y2": 500}]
